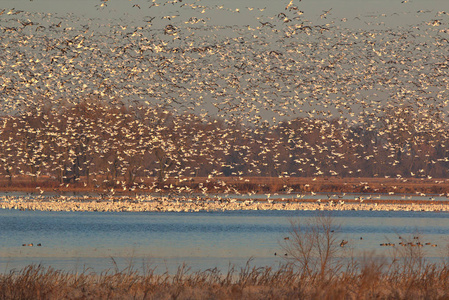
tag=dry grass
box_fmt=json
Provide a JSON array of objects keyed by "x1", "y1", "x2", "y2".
[
  {"x1": 2, "y1": 215, "x2": 449, "y2": 299},
  {"x1": 2, "y1": 259, "x2": 449, "y2": 299},
  {"x1": 1, "y1": 175, "x2": 449, "y2": 196}
]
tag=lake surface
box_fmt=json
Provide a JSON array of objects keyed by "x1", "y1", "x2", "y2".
[{"x1": 1, "y1": 209, "x2": 449, "y2": 274}]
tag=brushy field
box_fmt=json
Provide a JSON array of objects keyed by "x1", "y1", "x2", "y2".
[
  {"x1": 2, "y1": 258, "x2": 449, "y2": 299},
  {"x1": 1, "y1": 176, "x2": 449, "y2": 195},
  {"x1": 2, "y1": 214, "x2": 449, "y2": 299}
]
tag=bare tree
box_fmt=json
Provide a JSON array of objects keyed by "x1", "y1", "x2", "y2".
[{"x1": 281, "y1": 213, "x2": 343, "y2": 280}]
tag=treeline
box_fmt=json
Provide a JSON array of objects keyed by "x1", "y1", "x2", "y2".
[{"x1": 0, "y1": 100, "x2": 448, "y2": 189}]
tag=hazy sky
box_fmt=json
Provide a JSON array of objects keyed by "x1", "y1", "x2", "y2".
[
  {"x1": 1, "y1": 0, "x2": 447, "y2": 26},
  {"x1": 1, "y1": 0, "x2": 448, "y2": 123}
]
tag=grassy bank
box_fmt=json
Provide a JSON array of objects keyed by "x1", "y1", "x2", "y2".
[
  {"x1": 2, "y1": 259, "x2": 449, "y2": 299},
  {"x1": 1, "y1": 176, "x2": 449, "y2": 196}
]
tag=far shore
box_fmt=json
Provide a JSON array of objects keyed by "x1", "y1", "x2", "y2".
[
  {"x1": 1, "y1": 176, "x2": 449, "y2": 195},
  {"x1": 1, "y1": 176, "x2": 449, "y2": 213}
]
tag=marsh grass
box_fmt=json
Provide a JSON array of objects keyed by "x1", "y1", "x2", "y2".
[
  {"x1": 3, "y1": 259, "x2": 449, "y2": 299},
  {"x1": 3, "y1": 216, "x2": 449, "y2": 299},
  {"x1": 2, "y1": 176, "x2": 449, "y2": 196}
]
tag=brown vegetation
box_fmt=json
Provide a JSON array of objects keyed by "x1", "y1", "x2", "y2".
[
  {"x1": 3, "y1": 261, "x2": 449, "y2": 299},
  {"x1": 1, "y1": 174, "x2": 449, "y2": 196}
]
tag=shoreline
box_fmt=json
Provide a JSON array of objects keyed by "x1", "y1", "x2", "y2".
[
  {"x1": 1, "y1": 176, "x2": 449, "y2": 196},
  {"x1": 2, "y1": 195, "x2": 449, "y2": 212}
]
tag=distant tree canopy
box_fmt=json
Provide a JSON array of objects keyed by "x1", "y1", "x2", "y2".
[{"x1": 0, "y1": 100, "x2": 448, "y2": 188}]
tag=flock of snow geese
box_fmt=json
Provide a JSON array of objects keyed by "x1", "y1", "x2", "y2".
[{"x1": 0, "y1": 0, "x2": 449, "y2": 196}]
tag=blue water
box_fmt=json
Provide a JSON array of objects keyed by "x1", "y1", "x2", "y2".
[{"x1": 1, "y1": 209, "x2": 449, "y2": 273}]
